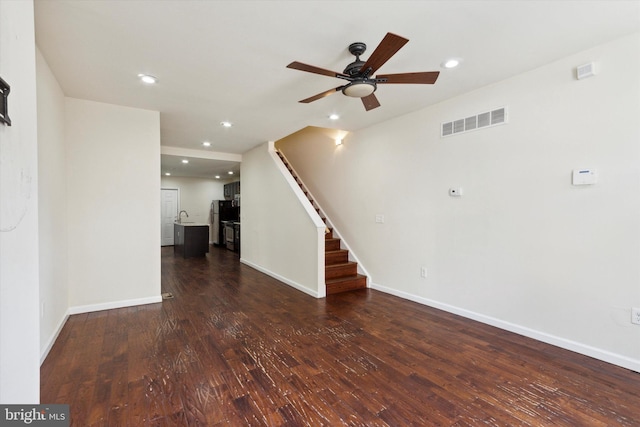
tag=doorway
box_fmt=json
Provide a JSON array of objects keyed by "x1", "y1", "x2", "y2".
[{"x1": 161, "y1": 188, "x2": 178, "y2": 246}]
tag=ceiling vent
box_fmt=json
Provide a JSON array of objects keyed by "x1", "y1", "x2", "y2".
[{"x1": 441, "y1": 107, "x2": 507, "y2": 138}]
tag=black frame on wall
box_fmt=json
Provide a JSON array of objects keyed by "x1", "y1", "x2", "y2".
[{"x1": 0, "y1": 76, "x2": 11, "y2": 126}]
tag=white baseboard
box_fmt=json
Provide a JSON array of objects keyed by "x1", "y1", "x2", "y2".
[
  {"x1": 40, "y1": 311, "x2": 70, "y2": 365},
  {"x1": 370, "y1": 282, "x2": 640, "y2": 373},
  {"x1": 240, "y1": 258, "x2": 321, "y2": 298},
  {"x1": 68, "y1": 295, "x2": 163, "y2": 315}
]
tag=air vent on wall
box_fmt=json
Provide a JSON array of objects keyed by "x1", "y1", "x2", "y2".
[{"x1": 441, "y1": 107, "x2": 507, "y2": 138}]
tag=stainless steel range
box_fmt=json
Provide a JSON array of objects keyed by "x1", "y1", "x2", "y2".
[
  {"x1": 223, "y1": 221, "x2": 240, "y2": 252},
  {"x1": 224, "y1": 221, "x2": 235, "y2": 251}
]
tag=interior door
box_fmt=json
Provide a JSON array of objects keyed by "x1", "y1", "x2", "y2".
[{"x1": 161, "y1": 189, "x2": 178, "y2": 246}]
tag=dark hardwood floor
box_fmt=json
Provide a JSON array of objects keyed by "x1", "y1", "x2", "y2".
[{"x1": 41, "y1": 246, "x2": 640, "y2": 426}]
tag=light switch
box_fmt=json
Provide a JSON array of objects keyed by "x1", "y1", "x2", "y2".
[{"x1": 375, "y1": 214, "x2": 385, "y2": 223}]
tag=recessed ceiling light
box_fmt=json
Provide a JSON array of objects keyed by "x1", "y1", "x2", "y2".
[
  {"x1": 228, "y1": 171, "x2": 233, "y2": 175},
  {"x1": 221, "y1": 121, "x2": 232, "y2": 128},
  {"x1": 215, "y1": 175, "x2": 220, "y2": 179},
  {"x1": 202, "y1": 141, "x2": 211, "y2": 147},
  {"x1": 442, "y1": 58, "x2": 462, "y2": 69},
  {"x1": 165, "y1": 172, "x2": 171, "y2": 176},
  {"x1": 137, "y1": 73, "x2": 157, "y2": 84},
  {"x1": 329, "y1": 114, "x2": 340, "y2": 120},
  {"x1": 182, "y1": 159, "x2": 189, "y2": 164}
]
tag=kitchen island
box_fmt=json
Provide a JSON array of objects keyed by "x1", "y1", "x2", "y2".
[{"x1": 174, "y1": 223, "x2": 209, "y2": 258}]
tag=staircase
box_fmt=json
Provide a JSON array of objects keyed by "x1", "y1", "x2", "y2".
[{"x1": 276, "y1": 151, "x2": 367, "y2": 295}]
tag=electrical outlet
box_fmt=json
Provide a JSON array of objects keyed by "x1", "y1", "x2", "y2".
[
  {"x1": 632, "y1": 307, "x2": 640, "y2": 325},
  {"x1": 420, "y1": 267, "x2": 427, "y2": 278},
  {"x1": 448, "y1": 187, "x2": 463, "y2": 197},
  {"x1": 375, "y1": 214, "x2": 385, "y2": 223}
]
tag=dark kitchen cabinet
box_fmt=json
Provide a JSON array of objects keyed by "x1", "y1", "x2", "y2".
[{"x1": 224, "y1": 181, "x2": 240, "y2": 200}]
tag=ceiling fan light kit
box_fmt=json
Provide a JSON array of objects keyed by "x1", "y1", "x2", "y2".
[
  {"x1": 342, "y1": 80, "x2": 376, "y2": 98},
  {"x1": 287, "y1": 32, "x2": 439, "y2": 111}
]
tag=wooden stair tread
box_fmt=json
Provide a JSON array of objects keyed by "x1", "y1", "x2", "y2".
[
  {"x1": 326, "y1": 274, "x2": 367, "y2": 294},
  {"x1": 325, "y1": 249, "x2": 348, "y2": 255},
  {"x1": 325, "y1": 273, "x2": 366, "y2": 283},
  {"x1": 326, "y1": 261, "x2": 357, "y2": 267},
  {"x1": 325, "y1": 262, "x2": 358, "y2": 280}
]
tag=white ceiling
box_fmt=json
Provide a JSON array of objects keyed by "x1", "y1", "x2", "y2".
[
  {"x1": 160, "y1": 154, "x2": 240, "y2": 180},
  {"x1": 34, "y1": 1, "x2": 640, "y2": 179}
]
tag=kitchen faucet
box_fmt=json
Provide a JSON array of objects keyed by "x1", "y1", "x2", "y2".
[{"x1": 178, "y1": 210, "x2": 189, "y2": 223}]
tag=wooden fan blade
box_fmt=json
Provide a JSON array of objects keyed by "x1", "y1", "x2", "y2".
[
  {"x1": 287, "y1": 61, "x2": 348, "y2": 79},
  {"x1": 376, "y1": 71, "x2": 440, "y2": 84},
  {"x1": 360, "y1": 33, "x2": 409, "y2": 76},
  {"x1": 299, "y1": 86, "x2": 345, "y2": 103},
  {"x1": 361, "y1": 93, "x2": 381, "y2": 111}
]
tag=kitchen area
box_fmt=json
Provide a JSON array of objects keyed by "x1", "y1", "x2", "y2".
[{"x1": 162, "y1": 171, "x2": 241, "y2": 258}]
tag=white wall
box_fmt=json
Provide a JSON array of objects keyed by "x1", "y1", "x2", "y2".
[
  {"x1": 36, "y1": 48, "x2": 69, "y2": 361},
  {"x1": 241, "y1": 142, "x2": 325, "y2": 297},
  {"x1": 66, "y1": 98, "x2": 161, "y2": 312},
  {"x1": 161, "y1": 175, "x2": 224, "y2": 224},
  {"x1": 0, "y1": 0, "x2": 40, "y2": 403},
  {"x1": 278, "y1": 34, "x2": 640, "y2": 371}
]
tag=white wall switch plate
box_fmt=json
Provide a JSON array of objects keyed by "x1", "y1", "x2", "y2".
[
  {"x1": 572, "y1": 169, "x2": 598, "y2": 185},
  {"x1": 375, "y1": 214, "x2": 385, "y2": 223}
]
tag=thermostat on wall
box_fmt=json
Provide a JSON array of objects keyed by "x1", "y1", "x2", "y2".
[{"x1": 572, "y1": 169, "x2": 598, "y2": 185}]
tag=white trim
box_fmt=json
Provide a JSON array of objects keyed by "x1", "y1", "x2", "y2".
[
  {"x1": 68, "y1": 295, "x2": 162, "y2": 315},
  {"x1": 40, "y1": 311, "x2": 70, "y2": 365},
  {"x1": 240, "y1": 258, "x2": 321, "y2": 298},
  {"x1": 370, "y1": 281, "x2": 640, "y2": 373},
  {"x1": 161, "y1": 145, "x2": 242, "y2": 162}
]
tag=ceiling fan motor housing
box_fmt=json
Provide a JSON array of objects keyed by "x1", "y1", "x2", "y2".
[
  {"x1": 342, "y1": 41, "x2": 376, "y2": 97},
  {"x1": 343, "y1": 60, "x2": 365, "y2": 76},
  {"x1": 345, "y1": 42, "x2": 368, "y2": 76}
]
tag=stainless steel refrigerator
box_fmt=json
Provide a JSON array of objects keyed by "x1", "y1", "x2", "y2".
[{"x1": 210, "y1": 200, "x2": 239, "y2": 246}]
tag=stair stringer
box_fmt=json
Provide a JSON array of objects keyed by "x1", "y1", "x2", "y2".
[{"x1": 276, "y1": 149, "x2": 371, "y2": 289}]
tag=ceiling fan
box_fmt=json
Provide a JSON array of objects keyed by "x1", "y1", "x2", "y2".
[{"x1": 287, "y1": 32, "x2": 439, "y2": 111}]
